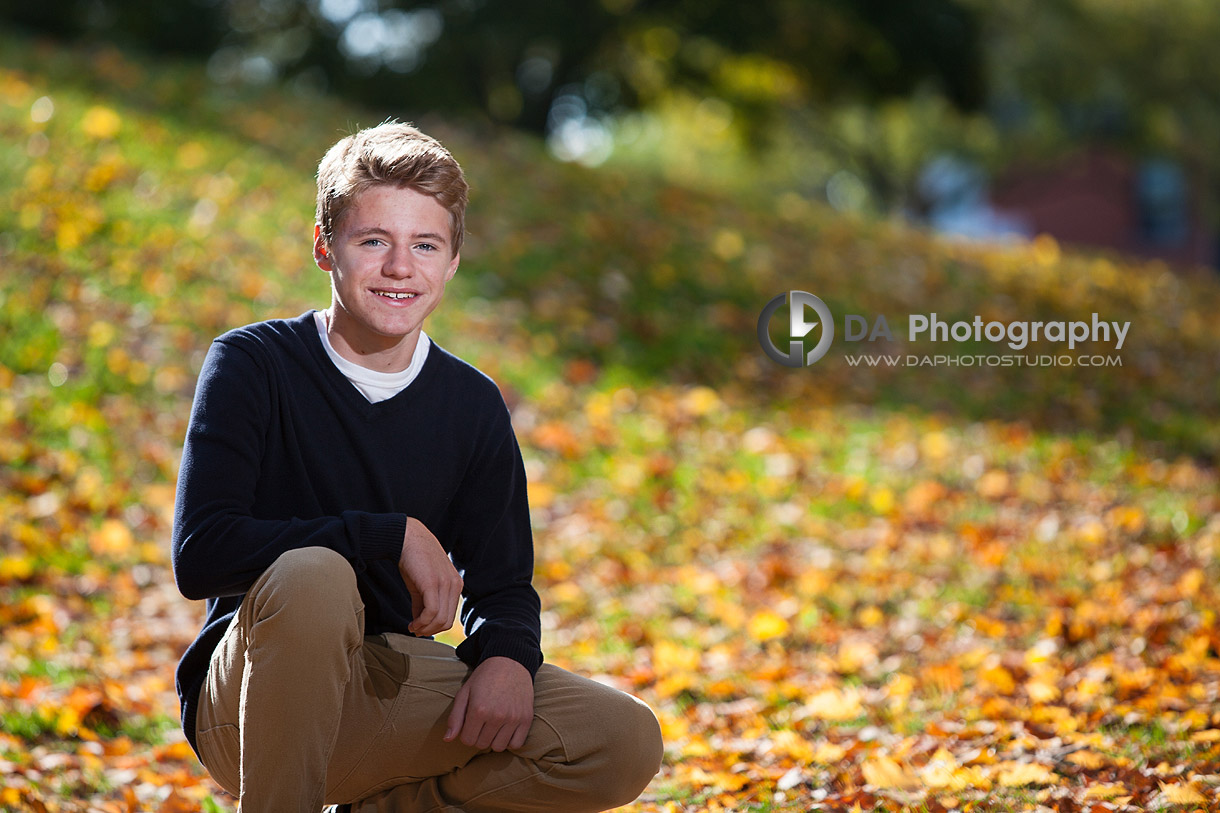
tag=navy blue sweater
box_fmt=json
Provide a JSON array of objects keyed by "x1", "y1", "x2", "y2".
[{"x1": 172, "y1": 312, "x2": 542, "y2": 753}]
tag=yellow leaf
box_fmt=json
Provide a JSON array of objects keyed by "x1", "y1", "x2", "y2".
[
  {"x1": 862, "y1": 756, "x2": 920, "y2": 791},
  {"x1": 922, "y1": 748, "x2": 962, "y2": 789},
  {"x1": 656, "y1": 707, "x2": 688, "y2": 738},
  {"x1": 90, "y1": 519, "x2": 133, "y2": 556},
  {"x1": 976, "y1": 470, "x2": 1009, "y2": 499},
  {"x1": 177, "y1": 141, "x2": 208, "y2": 169},
  {"x1": 713, "y1": 771, "x2": 751, "y2": 792},
  {"x1": 952, "y1": 766, "x2": 992, "y2": 792},
  {"x1": 770, "y1": 729, "x2": 814, "y2": 762},
  {"x1": 81, "y1": 105, "x2": 121, "y2": 139},
  {"x1": 1084, "y1": 783, "x2": 1127, "y2": 800},
  {"x1": 920, "y1": 430, "x2": 952, "y2": 461},
  {"x1": 56, "y1": 218, "x2": 85, "y2": 251},
  {"x1": 0, "y1": 555, "x2": 34, "y2": 581},
  {"x1": 528, "y1": 480, "x2": 556, "y2": 509},
  {"x1": 1032, "y1": 233, "x2": 1060, "y2": 266},
  {"x1": 652, "y1": 640, "x2": 700, "y2": 674},
  {"x1": 1178, "y1": 568, "x2": 1205, "y2": 597},
  {"x1": 997, "y1": 762, "x2": 1058, "y2": 787},
  {"x1": 155, "y1": 741, "x2": 197, "y2": 762},
  {"x1": 747, "y1": 609, "x2": 789, "y2": 642},
  {"x1": 811, "y1": 741, "x2": 848, "y2": 764},
  {"x1": 1066, "y1": 750, "x2": 1107, "y2": 769},
  {"x1": 854, "y1": 605, "x2": 883, "y2": 629},
  {"x1": 654, "y1": 674, "x2": 695, "y2": 699},
  {"x1": 55, "y1": 705, "x2": 82, "y2": 736},
  {"x1": 1026, "y1": 676, "x2": 1061, "y2": 703},
  {"x1": 979, "y1": 664, "x2": 1016, "y2": 694},
  {"x1": 1160, "y1": 782, "x2": 1206, "y2": 805},
  {"x1": 711, "y1": 229, "x2": 744, "y2": 261},
  {"x1": 801, "y1": 687, "x2": 863, "y2": 721},
  {"x1": 1189, "y1": 729, "x2": 1220, "y2": 743},
  {"x1": 682, "y1": 386, "x2": 722, "y2": 417},
  {"x1": 868, "y1": 487, "x2": 894, "y2": 514},
  {"x1": 837, "y1": 638, "x2": 879, "y2": 672}
]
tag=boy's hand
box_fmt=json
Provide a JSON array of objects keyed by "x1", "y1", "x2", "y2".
[
  {"x1": 444, "y1": 657, "x2": 534, "y2": 751},
  {"x1": 398, "y1": 517, "x2": 463, "y2": 636}
]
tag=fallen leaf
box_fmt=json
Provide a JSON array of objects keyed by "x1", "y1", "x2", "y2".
[
  {"x1": 862, "y1": 756, "x2": 921, "y2": 791},
  {"x1": 997, "y1": 761, "x2": 1059, "y2": 787},
  {"x1": 1160, "y1": 781, "x2": 1207, "y2": 804}
]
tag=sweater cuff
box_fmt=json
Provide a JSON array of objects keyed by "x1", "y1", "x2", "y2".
[
  {"x1": 457, "y1": 635, "x2": 544, "y2": 680},
  {"x1": 348, "y1": 511, "x2": 406, "y2": 561}
]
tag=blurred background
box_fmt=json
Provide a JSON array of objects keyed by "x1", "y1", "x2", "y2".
[
  {"x1": 3, "y1": 2, "x2": 1220, "y2": 812},
  {"x1": 6, "y1": 0, "x2": 1220, "y2": 269}
]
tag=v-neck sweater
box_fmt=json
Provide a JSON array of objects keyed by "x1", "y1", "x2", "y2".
[
  {"x1": 171, "y1": 311, "x2": 542, "y2": 753},
  {"x1": 312, "y1": 309, "x2": 432, "y2": 401}
]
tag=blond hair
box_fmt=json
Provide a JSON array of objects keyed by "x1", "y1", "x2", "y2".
[{"x1": 315, "y1": 121, "x2": 468, "y2": 254}]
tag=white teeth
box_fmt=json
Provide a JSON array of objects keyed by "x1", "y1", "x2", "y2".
[{"x1": 378, "y1": 291, "x2": 416, "y2": 299}]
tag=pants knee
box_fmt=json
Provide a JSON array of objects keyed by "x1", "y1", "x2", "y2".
[
  {"x1": 266, "y1": 546, "x2": 354, "y2": 590},
  {"x1": 248, "y1": 546, "x2": 361, "y2": 635},
  {"x1": 595, "y1": 693, "x2": 665, "y2": 808}
]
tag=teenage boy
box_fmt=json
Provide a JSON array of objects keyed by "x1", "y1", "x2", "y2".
[{"x1": 172, "y1": 121, "x2": 663, "y2": 812}]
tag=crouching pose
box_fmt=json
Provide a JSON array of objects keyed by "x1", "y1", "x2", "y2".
[{"x1": 172, "y1": 121, "x2": 663, "y2": 811}]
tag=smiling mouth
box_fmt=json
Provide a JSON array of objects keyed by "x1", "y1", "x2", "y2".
[{"x1": 375, "y1": 290, "x2": 418, "y2": 300}]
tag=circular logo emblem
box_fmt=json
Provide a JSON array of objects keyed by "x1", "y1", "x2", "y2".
[{"x1": 757, "y1": 291, "x2": 835, "y2": 367}]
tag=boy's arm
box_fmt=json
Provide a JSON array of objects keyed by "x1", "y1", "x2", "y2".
[
  {"x1": 171, "y1": 338, "x2": 405, "y2": 601},
  {"x1": 444, "y1": 399, "x2": 543, "y2": 749},
  {"x1": 448, "y1": 400, "x2": 544, "y2": 678}
]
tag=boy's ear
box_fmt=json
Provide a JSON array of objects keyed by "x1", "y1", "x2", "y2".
[
  {"x1": 313, "y1": 224, "x2": 333, "y2": 271},
  {"x1": 445, "y1": 250, "x2": 460, "y2": 282}
]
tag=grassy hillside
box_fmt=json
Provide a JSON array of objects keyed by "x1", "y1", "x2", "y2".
[{"x1": 2, "y1": 32, "x2": 1220, "y2": 812}]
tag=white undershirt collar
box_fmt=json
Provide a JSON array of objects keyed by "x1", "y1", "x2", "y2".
[{"x1": 313, "y1": 310, "x2": 430, "y2": 403}]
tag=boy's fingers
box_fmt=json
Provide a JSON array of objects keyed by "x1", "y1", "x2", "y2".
[{"x1": 445, "y1": 685, "x2": 469, "y2": 741}]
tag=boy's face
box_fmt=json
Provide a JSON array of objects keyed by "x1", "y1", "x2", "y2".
[{"x1": 314, "y1": 184, "x2": 459, "y2": 362}]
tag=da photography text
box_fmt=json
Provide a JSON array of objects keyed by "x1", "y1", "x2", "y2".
[{"x1": 758, "y1": 290, "x2": 1131, "y2": 368}]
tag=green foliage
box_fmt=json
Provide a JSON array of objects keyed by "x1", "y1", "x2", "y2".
[
  {"x1": 1, "y1": 31, "x2": 1220, "y2": 813},
  {"x1": 0, "y1": 0, "x2": 984, "y2": 134}
]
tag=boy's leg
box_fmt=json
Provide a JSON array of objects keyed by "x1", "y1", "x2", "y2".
[
  {"x1": 194, "y1": 546, "x2": 371, "y2": 810},
  {"x1": 348, "y1": 634, "x2": 664, "y2": 813},
  {"x1": 194, "y1": 547, "x2": 663, "y2": 811}
]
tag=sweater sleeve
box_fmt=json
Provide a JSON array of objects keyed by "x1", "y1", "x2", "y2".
[
  {"x1": 450, "y1": 399, "x2": 544, "y2": 678},
  {"x1": 172, "y1": 338, "x2": 405, "y2": 601}
]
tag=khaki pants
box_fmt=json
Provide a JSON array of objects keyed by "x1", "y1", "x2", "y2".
[{"x1": 195, "y1": 547, "x2": 663, "y2": 812}]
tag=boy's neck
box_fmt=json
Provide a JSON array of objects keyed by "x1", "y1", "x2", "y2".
[{"x1": 321, "y1": 307, "x2": 420, "y2": 373}]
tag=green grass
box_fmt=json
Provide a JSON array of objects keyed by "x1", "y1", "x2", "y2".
[{"x1": 2, "y1": 27, "x2": 1220, "y2": 813}]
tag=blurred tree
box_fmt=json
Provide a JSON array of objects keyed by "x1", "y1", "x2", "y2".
[
  {"x1": 0, "y1": 0, "x2": 983, "y2": 137},
  {"x1": 0, "y1": 0, "x2": 230, "y2": 56},
  {"x1": 960, "y1": 0, "x2": 1220, "y2": 261}
]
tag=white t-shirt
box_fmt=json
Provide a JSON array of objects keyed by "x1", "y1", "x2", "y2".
[{"x1": 313, "y1": 310, "x2": 431, "y2": 403}]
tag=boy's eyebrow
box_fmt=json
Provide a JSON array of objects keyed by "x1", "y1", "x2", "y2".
[{"x1": 347, "y1": 226, "x2": 449, "y2": 244}]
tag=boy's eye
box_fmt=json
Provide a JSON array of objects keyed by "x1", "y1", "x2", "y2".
[{"x1": 362, "y1": 238, "x2": 384, "y2": 247}]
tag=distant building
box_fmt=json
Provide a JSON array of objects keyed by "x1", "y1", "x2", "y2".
[
  {"x1": 991, "y1": 149, "x2": 1214, "y2": 269},
  {"x1": 919, "y1": 149, "x2": 1215, "y2": 270}
]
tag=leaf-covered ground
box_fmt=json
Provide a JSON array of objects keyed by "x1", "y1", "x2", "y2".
[{"x1": 2, "y1": 33, "x2": 1220, "y2": 812}]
